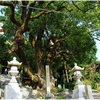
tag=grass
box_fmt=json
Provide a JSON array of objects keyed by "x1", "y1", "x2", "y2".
[
  {"x1": 96, "y1": 86, "x2": 100, "y2": 92},
  {"x1": 57, "y1": 95, "x2": 65, "y2": 99}
]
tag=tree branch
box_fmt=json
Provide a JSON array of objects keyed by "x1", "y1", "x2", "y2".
[
  {"x1": 18, "y1": 1, "x2": 36, "y2": 32},
  {"x1": 21, "y1": 1, "x2": 29, "y2": 21},
  {"x1": 0, "y1": 1, "x2": 14, "y2": 6},
  {"x1": 72, "y1": 1, "x2": 97, "y2": 12},
  {"x1": 57, "y1": 6, "x2": 73, "y2": 12},
  {"x1": 24, "y1": 1, "x2": 36, "y2": 25},
  {"x1": 30, "y1": 1, "x2": 54, "y2": 19},
  {"x1": 88, "y1": 29, "x2": 100, "y2": 41},
  {"x1": 0, "y1": 1, "x2": 22, "y2": 26},
  {"x1": 30, "y1": 11, "x2": 46, "y2": 19},
  {"x1": 10, "y1": 5, "x2": 22, "y2": 27}
]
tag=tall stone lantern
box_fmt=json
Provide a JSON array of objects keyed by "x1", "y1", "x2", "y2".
[
  {"x1": 71, "y1": 63, "x2": 94, "y2": 99},
  {"x1": 4, "y1": 57, "x2": 22, "y2": 99},
  {"x1": 71, "y1": 63, "x2": 86, "y2": 99}
]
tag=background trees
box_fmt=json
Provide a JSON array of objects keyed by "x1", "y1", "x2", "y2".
[{"x1": 0, "y1": 1, "x2": 100, "y2": 88}]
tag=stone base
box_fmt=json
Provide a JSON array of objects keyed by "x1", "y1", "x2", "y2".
[
  {"x1": 72, "y1": 85, "x2": 94, "y2": 99},
  {"x1": 4, "y1": 83, "x2": 22, "y2": 99},
  {"x1": 43, "y1": 93, "x2": 54, "y2": 99},
  {"x1": 85, "y1": 85, "x2": 94, "y2": 99},
  {"x1": 72, "y1": 85, "x2": 86, "y2": 99}
]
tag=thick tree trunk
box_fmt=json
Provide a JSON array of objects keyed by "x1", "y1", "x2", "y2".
[
  {"x1": 15, "y1": 47, "x2": 39, "y2": 82},
  {"x1": 34, "y1": 26, "x2": 47, "y2": 88},
  {"x1": 35, "y1": 43, "x2": 45, "y2": 78},
  {"x1": 35, "y1": 40, "x2": 46, "y2": 88},
  {"x1": 35, "y1": 29, "x2": 45, "y2": 77}
]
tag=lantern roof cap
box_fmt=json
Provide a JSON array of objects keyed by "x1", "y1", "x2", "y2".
[
  {"x1": 71, "y1": 63, "x2": 84, "y2": 72},
  {"x1": 7, "y1": 57, "x2": 22, "y2": 68}
]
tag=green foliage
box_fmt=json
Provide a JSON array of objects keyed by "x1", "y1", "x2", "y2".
[
  {"x1": 65, "y1": 82, "x2": 75, "y2": 90},
  {"x1": 0, "y1": 34, "x2": 18, "y2": 66},
  {"x1": 57, "y1": 95, "x2": 65, "y2": 99},
  {"x1": 82, "y1": 63, "x2": 100, "y2": 89},
  {"x1": 57, "y1": 87, "x2": 64, "y2": 93},
  {"x1": 0, "y1": 1, "x2": 100, "y2": 84},
  {"x1": 82, "y1": 79, "x2": 92, "y2": 86},
  {"x1": 92, "y1": 72, "x2": 100, "y2": 89},
  {"x1": 0, "y1": 64, "x2": 2, "y2": 69},
  {"x1": 94, "y1": 72, "x2": 100, "y2": 83},
  {"x1": 0, "y1": 35, "x2": 10, "y2": 65},
  {"x1": 95, "y1": 60, "x2": 100, "y2": 64},
  {"x1": 96, "y1": 86, "x2": 100, "y2": 92},
  {"x1": 20, "y1": 39, "x2": 36, "y2": 71}
]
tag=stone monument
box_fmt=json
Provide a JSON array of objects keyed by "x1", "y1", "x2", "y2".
[
  {"x1": 71, "y1": 63, "x2": 94, "y2": 100},
  {"x1": 4, "y1": 57, "x2": 22, "y2": 99},
  {"x1": 46, "y1": 65, "x2": 51, "y2": 94},
  {"x1": 43, "y1": 65, "x2": 53, "y2": 99}
]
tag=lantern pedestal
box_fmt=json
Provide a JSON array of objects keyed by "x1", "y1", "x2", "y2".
[
  {"x1": 72, "y1": 71, "x2": 86, "y2": 99},
  {"x1": 5, "y1": 83, "x2": 22, "y2": 99}
]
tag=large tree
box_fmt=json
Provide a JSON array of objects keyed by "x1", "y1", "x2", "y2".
[{"x1": 0, "y1": 1, "x2": 99, "y2": 88}]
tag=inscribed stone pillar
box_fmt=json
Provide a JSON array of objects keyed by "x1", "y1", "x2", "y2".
[{"x1": 46, "y1": 65, "x2": 50, "y2": 94}]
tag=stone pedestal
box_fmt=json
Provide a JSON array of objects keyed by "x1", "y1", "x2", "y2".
[
  {"x1": 5, "y1": 83, "x2": 22, "y2": 99},
  {"x1": 72, "y1": 85, "x2": 86, "y2": 99},
  {"x1": 85, "y1": 85, "x2": 94, "y2": 99}
]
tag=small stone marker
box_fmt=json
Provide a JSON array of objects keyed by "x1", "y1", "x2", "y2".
[{"x1": 46, "y1": 65, "x2": 50, "y2": 94}]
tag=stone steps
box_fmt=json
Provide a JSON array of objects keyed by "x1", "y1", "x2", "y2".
[{"x1": 92, "y1": 89, "x2": 100, "y2": 99}]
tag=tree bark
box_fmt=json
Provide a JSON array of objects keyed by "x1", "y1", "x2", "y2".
[
  {"x1": 34, "y1": 21, "x2": 47, "y2": 77},
  {"x1": 15, "y1": 47, "x2": 38, "y2": 82},
  {"x1": 64, "y1": 62, "x2": 69, "y2": 83}
]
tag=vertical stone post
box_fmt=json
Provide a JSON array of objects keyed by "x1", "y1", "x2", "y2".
[
  {"x1": 46, "y1": 65, "x2": 50, "y2": 94},
  {"x1": 43, "y1": 65, "x2": 53, "y2": 99}
]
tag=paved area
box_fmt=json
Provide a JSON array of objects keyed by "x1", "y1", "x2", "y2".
[{"x1": 0, "y1": 74, "x2": 100, "y2": 99}]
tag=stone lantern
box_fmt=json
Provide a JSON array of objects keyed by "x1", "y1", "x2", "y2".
[
  {"x1": 4, "y1": 57, "x2": 22, "y2": 99},
  {"x1": 71, "y1": 63, "x2": 94, "y2": 99},
  {"x1": 71, "y1": 63, "x2": 86, "y2": 99},
  {"x1": 7, "y1": 57, "x2": 22, "y2": 83}
]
